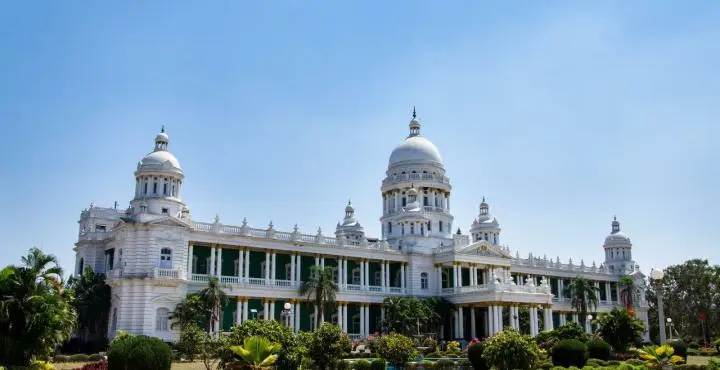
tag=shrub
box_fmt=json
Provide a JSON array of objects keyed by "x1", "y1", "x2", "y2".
[
  {"x1": 688, "y1": 342, "x2": 700, "y2": 349},
  {"x1": 709, "y1": 358, "x2": 720, "y2": 370},
  {"x1": 668, "y1": 340, "x2": 688, "y2": 358},
  {"x1": 538, "y1": 361, "x2": 553, "y2": 369},
  {"x1": 714, "y1": 338, "x2": 720, "y2": 352},
  {"x1": 106, "y1": 335, "x2": 172, "y2": 370},
  {"x1": 370, "y1": 358, "x2": 386, "y2": 370},
  {"x1": 78, "y1": 361, "x2": 109, "y2": 370},
  {"x1": 626, "y1": 358, "x2": 644, "y2": 366},
  {"x1": 419, "y1": 360, "x2": 435, "y2": 369},
  {"x1": 467, "y1": 341, "x2": 488, "y2": 370},
  {"x1": 483, "y1": 329, "x2": 542, "y2": 370},
  {"x1": 434, "y1": 358, "x2": 456, "y2": 370},
  {"x1": 223, "y1": 319, "x2": 301, "y2": 369},
  {"x1": 70, "y1": 354, "x2": 90, "y2": 362},
  {"x1": 88, "y1": 354, "x2": 105, "y2": 362},
  {"x1": 336, "y1": 359, "x2": 351, "y2": 370},
  {"x1": 587, "y1": 339, "x2": 611, "y2": 360},
  {"x1": 353, "y1": 359, "x2": 372, "y2": 370},
  {"x1": 535, "y1": 330, "x2": 559, "y2": 351},
  {"x1": 552, "y1": 339, "x2": 588, "y2": 368},
  {"x1": 374, "y1": 333, "x2": 418, "y2": 365},
  {"x1": 595, "y1": 309, "x2": 646, "y2": 353},
  {"x1": 306, "y1": 323, "x2": 352, "y2": 370},
  {"x1": 405, "y1": 362, "x2": 419, "y2": 370},
  {"x1": 28, "y1": 360, "x2": 55, "y2": 370},
  {"x1": 53, "y1": 355, "x2": 70, "y2": 363},
  {"x1": 556, "y1": 322, "x2": 590, "y2": 342}
]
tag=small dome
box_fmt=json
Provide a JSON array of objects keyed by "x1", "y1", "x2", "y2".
[
  {"x1": 345, "y1": 201, "x2": 354, "y2": 213},
  {"x1": 388, "y1": 136, "x2": 444, "y2": 168},
  {"x1": 155, "y1": 131, "x2": 169, "y2": 143},
  {"x1": 407, "y1": 188, "x2": 418, "y2": 197}
]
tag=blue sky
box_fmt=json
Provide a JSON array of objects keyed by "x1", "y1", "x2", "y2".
[{"x1": 0, "y1": 1, "x2": 718, "y2": 276}]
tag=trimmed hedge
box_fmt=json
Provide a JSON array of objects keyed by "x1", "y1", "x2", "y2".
[
  {"x1": 434, "y1": 359, "x2": 456, "y2": 370},
  {"x1": 586, "y1": 338, "x2": 611, "y2": 360},
  {"x1": 107, "y1": 335, "x2": 171, "y2": 370},
  {"x1": 467, "y1": 342, "x2": 488, "y2": 370},
  {"x1": 88, "y1": 354, "x2": 105, "y2": 362},
  {"x1": 353, "y1": 359, "x2": 371, "y2": 370},
  {"x1": 69, "y1": 354, "x2": 90, "y2": 362},
  {"x1": 551, "y1": 339, "x2": 587, "y2": 368},
  {"x1": 370, "y1": 358, "x2": 386, "y2": 370}
]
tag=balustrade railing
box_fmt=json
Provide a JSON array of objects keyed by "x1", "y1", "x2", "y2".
[
  {"x1": 248, "y1": 278, "x2": 265, "y2": 286},
  {"x1": 153, "y1": 268, "x2": 180, "y2": 279}
]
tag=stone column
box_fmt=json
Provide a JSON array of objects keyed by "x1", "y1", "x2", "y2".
[
  {"x1": 558, "y1": 279, "x2": 565, "y2": 301},
  {"x1": 187, "y1": 244, "x2": 194, "y2": 278},
  {"x1": 470, "y1": 306, "x2": 476, "y2": 338},
  {"x1": 296, "y1": 254, "x2": 302, "y2": 282},
  {"x1": 573, "y1": 313, "x2": 579, "y2": 324},
  {"x1": 244, "y1": 249, "x2": 250, "y2": 282},
  {"x1": 321, "y1": 256, "x2": 325, "y2": 268},
  {"x1": 294, "y1": 302, "x2": 301, "y2": 333},
  {"x1": 437, "y1": 265, "x2": 443, "y2": 293},
  {"x1": 360, "y1": 260, "x2": 366, "y2": 289},
  {"x1": 315, "y1": 255, "x2": 319, "y2": 266},
  {"x1": 544, "y1": 307, "x2": 554, "y2": 331},
  {"x1": 559, "y1": 312, "x2": 566, "y2": 326},
  {"x1": 271, "y1": 251, "x2": 277, "y2": 283},
  {"x1": 605, "y1": 283, "x2": 612, "y2": 303},
  {"x1": 342, "y1": 303, "x2": 348, "y2": 332},
  {"x1": 314, "y1": 305, "x2": 319, "y2": 329},
  {"x1": 594, "y1": 281, "x2": 601, "y2": 303},
  {"x1": 290, "y1": 253, "x2": 296, "y2": 285},
  {"x1": 270, "y1": 300, "x2": 276, "y2": 321},
  {"x1": 264, "y1": 300, "x2": 270, "y2": 320},
  {"x1": 364, "y1": 260, "x2": 370, "y2": 287},
  {"x1": 386, "y1": 261, "x2": 391, "y2": 289},
  {"x1": 364, "y1": 305, "x2": 370, "y2": 336},
  {"x1": 496, "y1": 306, "x2": 503, "y2": 332},
  {"x1": 216, "y1": 247, "x2": 223, "y2": 277},
  {"x1": 237, "y1": 246, "x2": 244, "y2": 278},
  {"x1": 209, "y1": 245, "x2": 216, "y2": 276},
  {"x1": 453, "y1": 308, "x2": 459, "y2": 338},
  {"x1": 470, "y1": 265, "x2": 477, "y2": 286},
  {"x1": 243, "y1": 299, "x2": 249, "y2": 322},
  {"x1": 458, "y1": 306, "x2": 464, "y2": 339},
  {"x1": 236, "y1": 297, "x2": 243, "y2": 324},
  {"x1": 264, "y1": 252, "x2": 271, "y2": 284},
  {"x1": 337, "y1": 304, "x2": 342, "y2": 327},
  {"x1": 401, "y1": 263, "x2": 406, "y2": 291},
  {"x1": 359, "y1": 304, "x2": 365, "y2": 336},
  {"x1": 381, "y1": 261, "x2": 386, "y2": 290},
  {"x1": 342, "y1": 259, "x2": 348, "y2": 288}
]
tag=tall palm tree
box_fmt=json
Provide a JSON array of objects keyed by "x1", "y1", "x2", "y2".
[
  {"x1": 67, "y1": 267, "x2": 111, "y2": 340},
  {"x1": 197, "y1": 276, "x2": 228, "y2": 334},
  {"x1": 618, "y1": 276, "x2": 637, "y2": 309},
  {"x1": 21, "y1": 247, "x2": 64, "y2": 292},
  {"x1": 565, "y1": 276, "x2": 599, "y2": 326},
  {"x1": 299, "y1": 265, "x2": 338, "y2": 329}
]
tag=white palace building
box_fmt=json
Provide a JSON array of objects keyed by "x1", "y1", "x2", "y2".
[{"x1": 74, "y1": 111, "x2": 650, "y2": 342}]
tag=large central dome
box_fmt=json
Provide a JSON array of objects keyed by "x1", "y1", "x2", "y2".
[{"x1": 388, "y1": 111, "x2": 444, "y2": 169}]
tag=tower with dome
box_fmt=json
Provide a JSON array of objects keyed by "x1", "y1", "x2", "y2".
[{"x1": 74, "y1": 111, "x2": 649, "y2": 343}]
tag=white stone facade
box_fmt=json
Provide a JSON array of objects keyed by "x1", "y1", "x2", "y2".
[{"x1": 74, "y1": 112, "x2": 649, "y2": 342}]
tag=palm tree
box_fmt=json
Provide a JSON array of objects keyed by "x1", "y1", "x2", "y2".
[
  {"x1": 565, "y1": 276, "x2": 599, "y2": 326},
  {"x1": 197, "y1": 276, "x2": 228, "y2": 334},
  {"x1": 618, "y1": 276, "x2": 637, "y2": 309},
  {"x1": 67, "y1": 267, "x2": 111, "y2": 341},
  {"x1": 21, "y1": 247, "x2": 64, "y2": 292},
  {"x1": 299, "y1": 265, "x2": 338, "y2": 329}
]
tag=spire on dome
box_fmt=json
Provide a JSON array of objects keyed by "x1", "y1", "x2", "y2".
[
  {"x1": 479, "y1": 196, "x2": 489, "y2": 215},
  {"x1": 408, "y1": 107, "x2": 421, "y2": 137}
]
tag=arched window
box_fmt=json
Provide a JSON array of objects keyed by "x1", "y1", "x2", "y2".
[
  {"x1": 155, "y1": 308, "x2": 170, "y2": 331},
  {"x1": 421, "y1": 272, "x2": 429, "y2": 290},
  {"x1": 78, "y1": 258, "x2": 84, "y2": 275},
  {"x1": 387, "y1": 222, "x2": 392, "y2": 234},
  {"x1": 160, "y1": 248, "x2": 172, "y2": 269}
]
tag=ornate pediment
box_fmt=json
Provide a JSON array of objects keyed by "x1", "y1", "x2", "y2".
[
  {"x1": 456, "y1": 241, "x2": 512, "y2": 258},
  {"x1": 146, "y1": 216, "x2": 190, "y2": 228}
]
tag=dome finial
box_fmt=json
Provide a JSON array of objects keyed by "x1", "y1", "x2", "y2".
[
  {"x1": 408, "y1": 108, "x2": 421, "y2": 137},
  {"x1": 412, "y1": 106, "x2": 417, "y2": 119},
  {"x1": 161, "y1": 125, "x2": 165, "y2": 133}
]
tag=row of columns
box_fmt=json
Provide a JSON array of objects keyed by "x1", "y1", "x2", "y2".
[
  {"x1": 383, "y1": 189, "x2": 450, "y2": 213},
  {"x1": 454, "y1": 305, "x2": 555, "y2": 338},
  {"x1": 437, "y1": 263, "x2": 505, "y2": 292},
  {"x1": 188, "y1": 245, "x2": 407, "y2": 291}
]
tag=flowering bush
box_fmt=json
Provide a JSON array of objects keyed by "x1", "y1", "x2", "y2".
[
  {"x1": 638, "y1": 344, "x2": 683, "y2": 369},
  {"x1": 77, "y1": 360, "x2": 108, "y2": 370}
]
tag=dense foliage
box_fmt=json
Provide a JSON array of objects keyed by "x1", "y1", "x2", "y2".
[
  {"x1": 667, "y1": 340, "x2": 688, "y2": 358},
  {"x1": 534, "y1": 322, "x2": 589, "y2": 352},
  {"x1": 551, "y1": 339, "x2": 588, "y2": 368},
  {"x1": 467, "y1": 340, "x2": 488, "y2": 370},
  {"x1": 596, "y1": 308, "x2": 646, "y2": 352},
  {"x1": 106, "y1": 335, "x2": 172, "y2": 370},
  {"x1": 482, "y1": 329, "x2": 541, "y2": 370},
  {"x1": 304, "y1": 323, "x2": 351, "y2": 369},
  {"x1": 380, "y1": 297, "x2": 438, "y2": 336},
  {"x1": 587, "y1": 338, "x2": 612, "y2": 360},
  {"x1": 171, "y1": 294, "x2": 210, "y2": 330},
  {"x1": 176, "y1": 322, "x2": 205, "y2": 361},
  {"x1": 67, "y1": 267, "x2": 111, "y2": 342},
  {"x1": 646, "y1": 259, "x2": 720, "y2": 344},
  {"x1": 374, "y1": 333, "x2": 418, "y2": 365},
  {"x1": 227, "y1": 336, "x2": 279, "y2": 369},
  {"x1": 0, "y1": 248, "x2": 77, "y2": 366},
  {"x1": 222, "y1": 319, "x2": 301, "y2": 369}
]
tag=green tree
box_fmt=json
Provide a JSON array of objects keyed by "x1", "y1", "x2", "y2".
[
  {"x1": 426, "y1": 297, "x2": 454, "y2": 339},
  {"x1": 171, "y1": 294, "x2": 210, "y2": 330},
  {"x1": 380, "y1": 296, "x2": 436, "y2": 336},
  {"x1": 197, "y1": 276, "x2": 228, "y2": 334},
  {"x1": 0, "y1": 248, "x2": 77, "y2": 366},
  {"x1": 299, "y1": 265, "x2": 338, "y2": 329},
  {"x1": 646, "y1": 259, "x2": 720, "y2": 344},
  {"x1": 305, "y1": 323, "x2": 351, "y2": 369},
  {"x1": 596, "y1": 308, "x2": 646, "y2": 352},
  {"x1": 618, "y1": 276, "x2": 637, "y2": 309},
  {"x1": 374, "y1": 333, "x2": 418, "y2": 365},
  {"x1": 565, "y1": 276, "x2": 599, "y2": 326},
  {"x1": 67, "y1": 267, "x2": 111, "y2": 341},
  {"x1": 482, "y1": 329, "x2": 542, "y2": 370}
]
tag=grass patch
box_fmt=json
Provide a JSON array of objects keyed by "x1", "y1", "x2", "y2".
[{"x1": 687, "y1": 356, "x2": 711, "y2": 366}]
